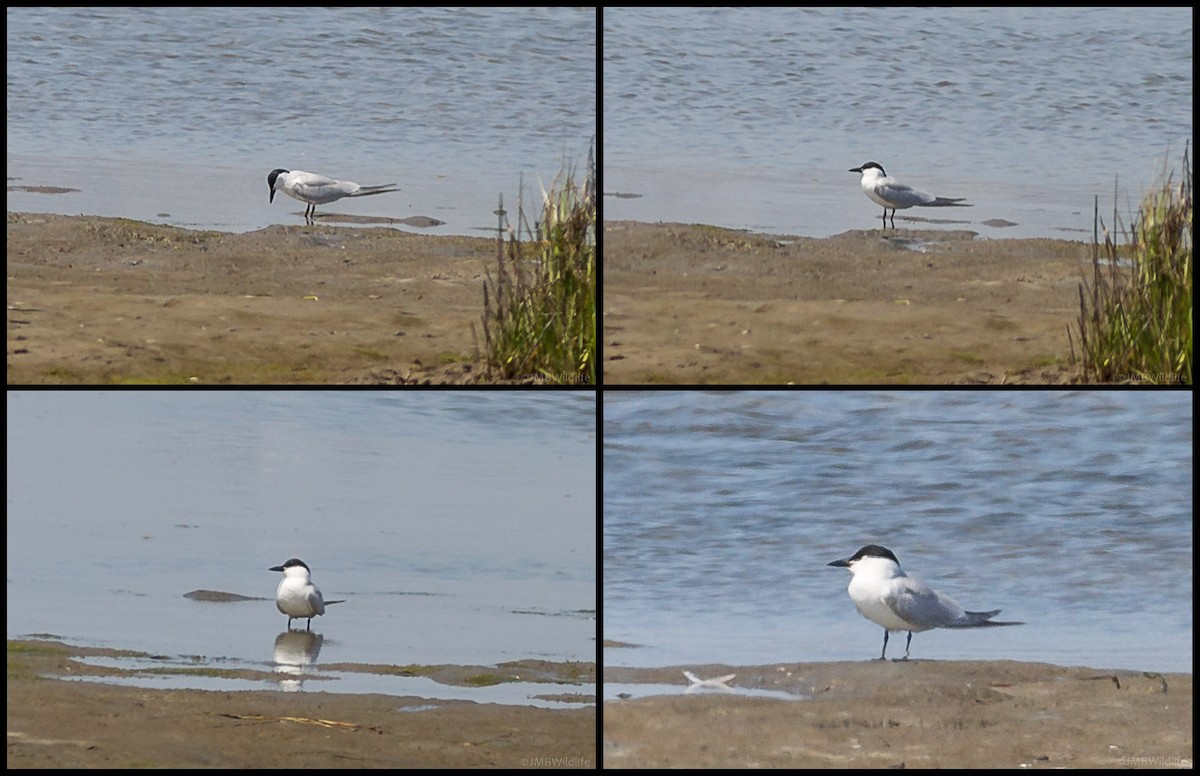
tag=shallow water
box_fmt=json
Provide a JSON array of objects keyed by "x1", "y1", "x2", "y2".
[
  {"x1": 8, "y1": 391, "x2": 597, "y2": 702},
  {"x1": 6, "y1": 7, "x2": 597, "y2": 235},
  {"x1": 604, "y1": 7, "x2": 1193, "y2": 239},
  {"x1": 605, "y1": 391, "x2": 1192, "y2": 673}
]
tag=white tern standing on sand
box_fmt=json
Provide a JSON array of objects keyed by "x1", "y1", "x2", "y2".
[
  {"x1": 827, "y1": 545, "x2": 1022, "y2": 660},
  {"x1": 848, "y1": 162, "x2": 971, "y2": 228},
  {"x1": 267, "y1": 168, "x2": 398, "y2": 221}
]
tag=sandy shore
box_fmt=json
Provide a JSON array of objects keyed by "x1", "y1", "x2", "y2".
[
  {"x1": 7, "y1": 640, "x2": 595, "y2": 768},
  {"x1": 604, "y1": 221, "x2": 1093, "y2": 384},
  {"x1": 7, "y1": 213, "x2": 512, "y2": 384},
  {"x1": 603, "y1": 662, "x2": 1191, "y2": 768}
]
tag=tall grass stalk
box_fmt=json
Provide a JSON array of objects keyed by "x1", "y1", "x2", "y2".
[
  {"x1": 482, "y1": 141, "x2": 596, "y2": 383},
  {"x1": 1071, "y1": 144, "x2": 1192, "y2": 384}
]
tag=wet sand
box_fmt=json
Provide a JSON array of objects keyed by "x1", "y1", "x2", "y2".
[
  {"x1": 7, "y1": 213, "x2": 509, "y2": 384},
  {"x1": 604, "y1": 221, "x2": 1093, "y2": 384},
  {"x1": 7, "y1": 640, "x2": 595, "y2": 768},
  {"x1": 603, "y1": 661, "x2": 1191, "y2": 768}
]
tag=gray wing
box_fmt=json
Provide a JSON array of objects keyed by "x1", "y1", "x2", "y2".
[
  {"x1": 289, "y1": 171, "x2": 342, "y2": 187},
  {"x1": 886, "y1": 576, "x2": 967, "y2": 629},
  {"x1": 877, "y1": 181, "x2": 938, "y2": 207},
  {"x1": 351, "y1": 183, "x2": 399, "y2": 196}
]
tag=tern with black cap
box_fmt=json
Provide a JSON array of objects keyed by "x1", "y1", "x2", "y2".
[
  {"x1": 267, "y1": 168, "x2": 398, "y2": 222},
  {"x1": 848, "y1": 162, "x2": 971, "y2": 228},
  {"x1": 828, "y1": 544, "x2": 1022, "y2": 660},
  {"x1": 269, "y1": 558, "x2": 344, "y2": 630}
]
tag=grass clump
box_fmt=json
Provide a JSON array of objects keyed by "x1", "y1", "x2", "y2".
[
  {"x1": 482, "y1": 140, "x2": 596, "y2": 384},
  {"x1": 1071, "y1": 145, "x2": 1192, "y2": 384},
  {"x1": 463, "y1": 673, "x2": 507, "y2": 687}
]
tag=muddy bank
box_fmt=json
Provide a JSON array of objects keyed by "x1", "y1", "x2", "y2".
[
  {"x1": 7, "y1": 640, "x2": 595, "y2": 768},
  {"x1": 7, "y1": 213, "x2": 509, "y2": 384},
  {"x1": 603, "y1": 661, "x2": 1190, "y2": 768},
  {"x1": 604, "y1": 221, "x2": 1093, "y2": 384}
]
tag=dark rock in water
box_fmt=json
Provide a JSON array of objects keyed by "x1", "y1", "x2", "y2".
[
  {"x1": 183, "y1": 589, "x2": 261, "y2": 603},
  {"x1": 399, "y1": 215, "x2": 446, "y2": 228}
]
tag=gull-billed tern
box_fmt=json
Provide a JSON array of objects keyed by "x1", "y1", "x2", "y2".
[
  {"x1": 849, "y1": 162, "x2": 971, "y2": 228},
  {"x1": 828, "y1": 545, "x2": 1022, "y2": 660},
  {"x1": 267, "y1": 169, "x2": 399, "y2": 222},
  {"x1": 269, "y1": 558, "x2": 345, "y2": 630}
]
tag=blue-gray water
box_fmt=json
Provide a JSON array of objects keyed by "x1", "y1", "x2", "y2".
[
  {"x1": 604, "y1": 391, "x2": 1192, "y2": 673},
  {"x1": 604, "y1": 7, "x2": 1193, "y2": 239},
  {"x1": 6, "y1": 7, "x2": 596, "y2": 235},
  {"x1": 7, "y1": 391, "x2": 596, "y2": 703}
]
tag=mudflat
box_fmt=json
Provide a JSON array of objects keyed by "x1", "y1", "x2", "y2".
[
  {"x1": 604, "y1": 221, "x2": 1092, "y2": 384},
  {"x1": 603, "y1": 661, "x2": 1191, "y2": 768},
  {"x1": 7, "y1": 640, "x2": 595, "y2": 768},
  {"x1": 7, "y1": 213, "x2": 503, "y2": 384}
]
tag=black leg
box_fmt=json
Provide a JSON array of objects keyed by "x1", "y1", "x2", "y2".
[{"x1": 879, "y1": 629, "x2": 889, "y2": 660}]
